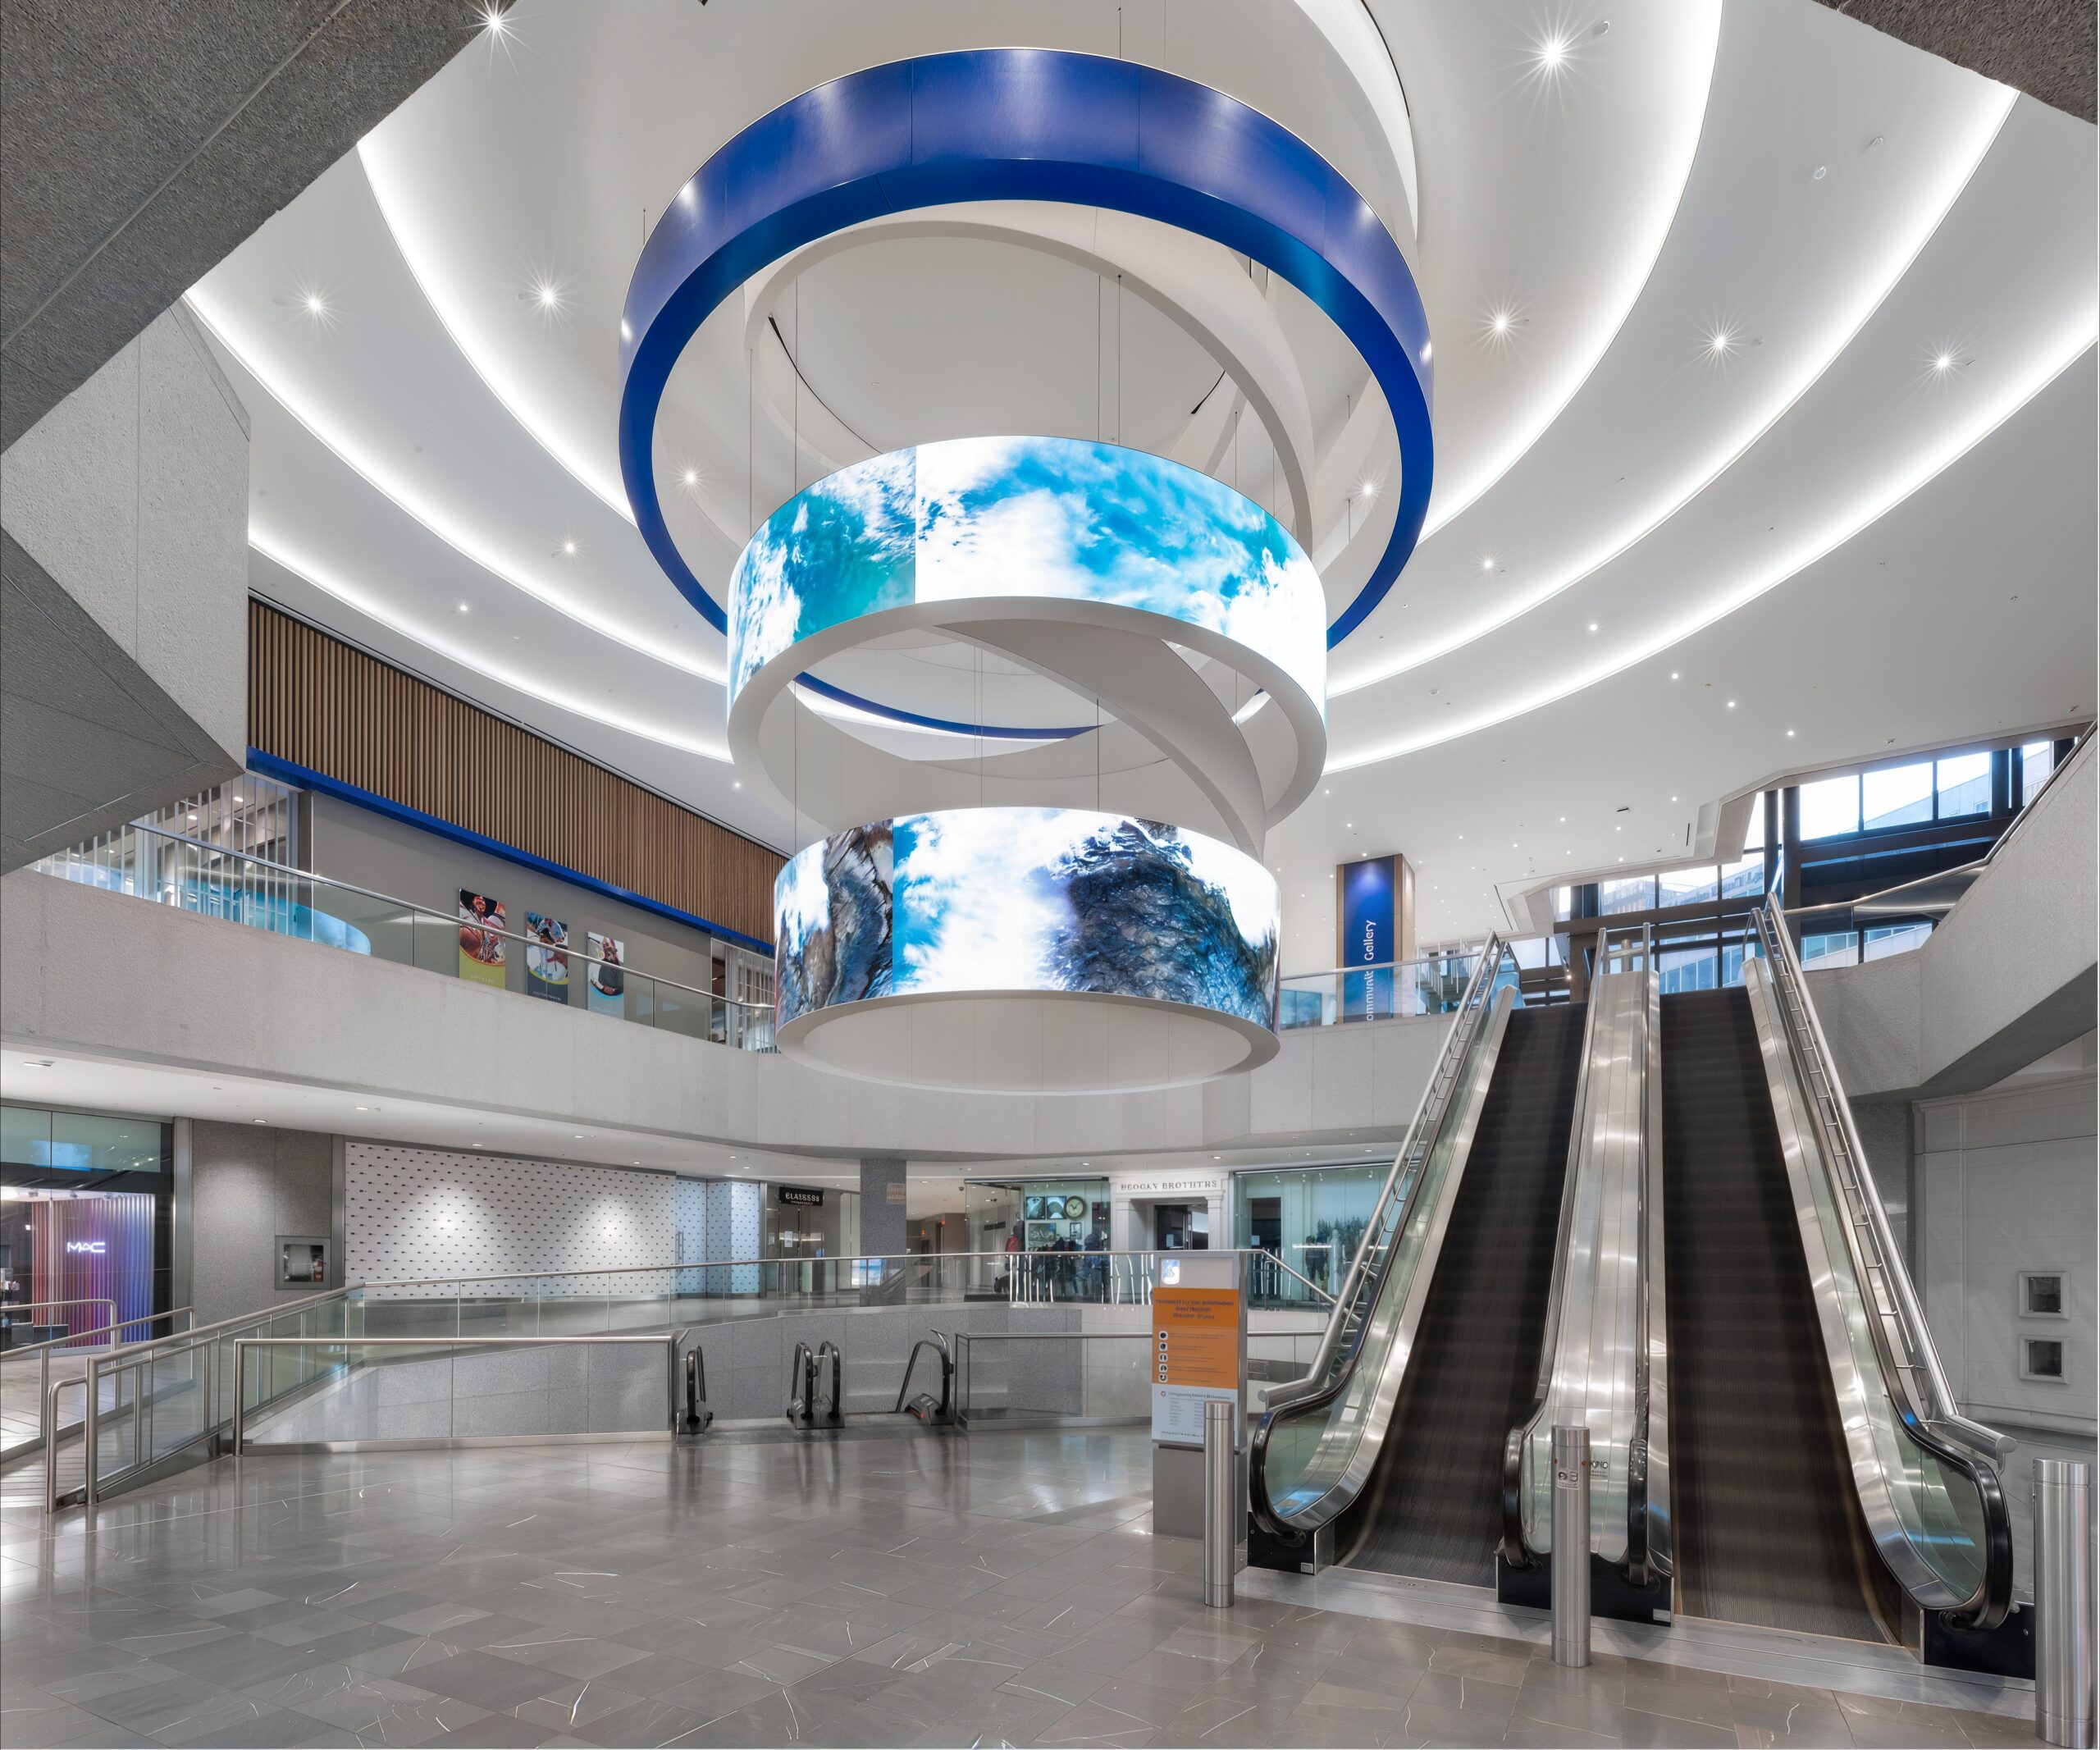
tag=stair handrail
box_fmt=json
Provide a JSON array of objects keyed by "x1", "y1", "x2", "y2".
[
  {"x1": 1261, "y1": 935, "x2": 1512, "y2": 1419},
  {"x1": 1755, "y1": 895, "x2": 2013, "y2": 1628}
]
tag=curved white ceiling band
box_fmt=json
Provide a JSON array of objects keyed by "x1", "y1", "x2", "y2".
[
  {"x1": 1414, "y1": 1, "x2": 1724, "y2": 539},
  {"x1": 1335, "y1": 80, "x2": 2018, "y2": 698},
  {"x1": 183, "y1": 290, "x2": 730, "y2": 687},
  {"x1": 1326, "y1": 331, "x2": 2096, "y2": 770},
  {"x1": 358, "y1": 135, "x2": 638, "y2": 524},
  {"x1": 251, "y1": 531, "x2": 735, "y2": 763},
  {"x1": 732, "y1": 208, "x2": 1322, "y2": 545}
]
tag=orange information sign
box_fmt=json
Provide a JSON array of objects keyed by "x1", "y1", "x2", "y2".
[{"x1": 1153, "y1": 1287, "x2": 1240, "y2": 1389}]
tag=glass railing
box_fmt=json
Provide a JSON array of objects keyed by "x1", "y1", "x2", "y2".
[
  {"x1": 955, "y1": 1326, "x2": 1328, "y2": 1429},
  {"x1": 232, "y1": 1335, "x2": 679, "y2": 1451},
  {"x1": 1278, "y1": 949, "x2": 1506, "y2": 1029},
  {"x1": 43, "y1": 1249, "x2": 1308, "y2": 1508},
  {"x1": 1251, "y1": 936, "x2": 1520, "y2": 1538},
  {"x1": 32, "y1": 823, "x2": 776, "y2": 1051}
]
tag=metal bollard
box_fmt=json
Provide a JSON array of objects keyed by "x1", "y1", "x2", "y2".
[
  {"x1": 1552, "y1": 1425, "x2": 1591, "y2": 1668},
  {"x1": 1203, "y1": 1398, "x2": 1236, "y2": 1609},
  {"x1": 2035, "y1": 1459, "x2": 2094, "y2": 1748}
]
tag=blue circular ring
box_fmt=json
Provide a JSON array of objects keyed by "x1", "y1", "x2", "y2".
[{"x1": 619, "y1": 48, "x2": 1433, "y2": 731}]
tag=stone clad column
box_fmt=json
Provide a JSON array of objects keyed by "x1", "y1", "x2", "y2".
[{"x1": 859, "y1": 1158, "x2": 906, "y2": 1261}]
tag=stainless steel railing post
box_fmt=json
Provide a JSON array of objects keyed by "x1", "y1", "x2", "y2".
[
  {"x1": 2036, "y1": 1458, "x2": 2094, "y2": 1748},
  {"x1": 231, "y1": 1341, "x2": 247, "y2": 1457},
  {"x1": 1203, "y1": 1398, "x2": 1237, "y2": 1609},
  {"x1": 84, "y1": 1359, "x2": 101, "y2": 1510},
  {"x1": 1551, "y1": 1426, "x2": 1591, "y2": 1668}
]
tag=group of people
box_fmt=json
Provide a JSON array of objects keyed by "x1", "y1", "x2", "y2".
[{"x1": 1002, "y1": 1226, "x2": 1111, "y2": 1300}]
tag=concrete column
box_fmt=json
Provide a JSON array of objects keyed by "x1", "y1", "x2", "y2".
[{"x1": 859, "y1": 1158, "x2": 906, "y2": 1260}]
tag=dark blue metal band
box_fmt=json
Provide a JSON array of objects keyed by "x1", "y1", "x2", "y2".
[
  {"x1": 619, "y1": 48, "x2": 1432, "y2": 720},
  {"x1": 247, "y1": 749, "x2": 776, "y2": 954}
]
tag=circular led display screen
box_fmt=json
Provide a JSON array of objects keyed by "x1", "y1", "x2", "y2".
[
  {"x1": 730, "y1": 436, "x2": 1326, "y2": 729},
  {"x1": 773, "y1": 807, "x2": 1281, "y2": 1092}
]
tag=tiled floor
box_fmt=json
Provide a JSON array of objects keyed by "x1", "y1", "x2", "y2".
[{"x1": 0, "y1": 1431, "x2": 2036, "y2": 1748}]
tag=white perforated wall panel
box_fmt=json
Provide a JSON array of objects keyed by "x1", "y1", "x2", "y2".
[{"x1": 345, "y1": 1143, "x2": 677, "y2": 1294}]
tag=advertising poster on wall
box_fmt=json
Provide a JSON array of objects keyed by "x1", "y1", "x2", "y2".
[
  {"x1": 525, "y1": 912, "x2": 569, "y2": 1003},
  {"x1": 587, "y1": 930, "x2": 625, "y2": 1016},
  {"x1": 457, "y1": 890, "x2": 506, "y2": 988}
]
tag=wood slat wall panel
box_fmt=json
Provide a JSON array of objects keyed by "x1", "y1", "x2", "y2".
[{"x1": 247, "y1": 601, "x2": 778, "y2": 944}]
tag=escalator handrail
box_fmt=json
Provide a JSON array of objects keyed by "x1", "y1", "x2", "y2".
[
  {"x1": 1249, "y1": 970, "x2": 1517, "y2": 1539},
  {"x1": 1500, "y1": 940, "x2": 1609, "y2": 1567},
  {"x1": 1259, "y1": 935, "x2": 1512, "y2": 1424},
  {"x1": 894, "y1": 1332, "x2": 953, "y2": 1417},
  {"x1": 1755, "y1": 898, "x2": 2013, "y2": 1629}
]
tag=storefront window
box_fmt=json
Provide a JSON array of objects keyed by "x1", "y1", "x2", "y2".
[{"x1": 1235, "y1": 1163, "x2": 1384, "y2": 1308}]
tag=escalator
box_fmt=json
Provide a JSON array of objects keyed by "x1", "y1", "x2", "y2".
[
  {"x1": 1345, "y1": 1003, "x2": 1583, "y2": 1580},
  {"x1": 1660, "y1": 987, "x2": 1893, "y2": 1641},
  {"x1": 1262, "y1": 902, "x2": 2012, "y2": 1661}
]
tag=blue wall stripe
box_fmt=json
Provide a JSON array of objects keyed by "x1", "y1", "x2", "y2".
[{"x1": 246, "y1": 748, "x2": 776, "y2": 957}]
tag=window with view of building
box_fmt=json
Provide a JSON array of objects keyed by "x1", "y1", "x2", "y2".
[
  {"x1": 1657, "y1": 866, "x2": 1718, "y2": 907},
  {"x1": 2021, "y1": 740, "x2": 2057, "y2": 802},
  {"x1": 1799, "y1": 774, "x2": 1860, "y2": 840},
  {"x1": 1861, "y1": 762, "x2": 1933, "y2": 831},
  {"x1": 1936, "y1": 752, "x2": 1992, "y2": 819},
  {"x1": 1801, "y1": 930, "x2": 1859, "y2": 968},
  {"x1": 1600, "y1": 875, "x2": 1655, "y2": 914}
]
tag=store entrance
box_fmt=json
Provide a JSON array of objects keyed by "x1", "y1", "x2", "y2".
[{"x1": 1152, "y1": 1203, "x2": 1209, "y2": 1250}]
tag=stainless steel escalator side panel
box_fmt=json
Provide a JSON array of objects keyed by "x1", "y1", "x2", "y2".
[
  {"x1": 1264, "y1": 939, "x2": 1512, "y2": 1421},
  {"x1": 1742, "y1": 957, "x2": 1964, "y2": 1613},
  {"x1": 1509, "y1": 969, "x2": 1646, "y2": 1566},
  {"x1": 1753, "y1": 893, "x2": 2014, "y2": 1629},
  {"x1": 1641, "y1": 956, "x2": 1671, "y2": 1584},
  {"x1": 1253, "y1": 985, "x2": 1518, "y2": 1535}
]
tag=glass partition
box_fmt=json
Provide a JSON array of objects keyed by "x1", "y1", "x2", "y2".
[
  {"x1": 30, "y1": 824, "x2": 775, "y2": 1053},
  {"x1": 1257, "y1": 989, "x2": 1511, "y2": 1526},
  {"x1": 1236, "y1": 1165, "x2": 1383, "y2": 1307}
]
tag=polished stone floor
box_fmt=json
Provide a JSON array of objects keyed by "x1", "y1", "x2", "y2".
[{"x1": 0, "y1": 1431, "x2": 2036, "y2": 1748}]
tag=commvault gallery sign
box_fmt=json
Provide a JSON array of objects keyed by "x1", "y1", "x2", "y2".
[{"x1": 1336, "y1": 854, "x2": 1415, "y2": 1018}]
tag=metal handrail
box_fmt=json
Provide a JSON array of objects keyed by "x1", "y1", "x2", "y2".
[
  {"x1": 1, "y1": 1297, "x2": 114, "y2": 1331},
  {"x1": 2, "y1": 1306, "x2": 192, "y2": 1362},
  {"x1": 894, "y1": 1332, "x2": 953, "y2": 1419},
  {"x1": 227, "y1": 1333, "x2": 685, "y2": 1455},
  {"x1": 350, "y1": 1248, "x2": 1276, "y2": 1295},
  {"x1": 1261, "y1": 934, "x2": 1512, "y2": 1418},
  {"x1": 77, "y1": 821, "x2": 774, "y2": 1014},
  {"x1": 1280, "y1": 947, "x2": 1491, "y2": 985},
  {"x1": 1752, "y1": 895, "x2": 2012, "y2": 1629}
]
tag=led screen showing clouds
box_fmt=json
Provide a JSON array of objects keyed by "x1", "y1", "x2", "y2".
[
  {"x1": 730, "y1": 437, "x2": 1326, "y2": 720},
  {"x1": 776, "y1": 809, "x2": 1280, "y2": 1033}
]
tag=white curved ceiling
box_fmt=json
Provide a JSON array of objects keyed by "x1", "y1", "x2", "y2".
[{"x1": 189, "y1": 0, "x2": 2096, "y2": 962}]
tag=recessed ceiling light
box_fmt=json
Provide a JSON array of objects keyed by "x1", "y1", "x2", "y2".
[
  {"x1": 535, "y1": 281, "x2": 559, "y2": 311},
  {"x1": 1727, "y1": 700, "x2": 1737, "y2": 709},
  {"x1": 1537, "y1": 33, "x2": 1569, "y2": 68},
  {"x1": 562, "y1": 540, "x2": 577, "y2": 555},
  {"x1": 1787, "y1": 728, "x2": 1796, "y2": 737},
  {"x1": 682, "y1": 468, "x2": 699, "y2": 486},
  {"x1": 253, "y1": 1118, "x2": 265, "y2": 1125},
  {"x1": 187, "y1": 811, "x2": 199, "y2": 821},
  {"x1": 356, "y1": 1105, "x2": 369, "y2": 1112},
  {"x1": 1587, "y1": 622, "x2": 1599, "y2": 633},
  {"x1": 1934, "y1": 352, "x2": 1953, "y2": 372},
  {"x1": 304, "y1": 293, "x2": 326, "y2": 316},
  {"x1": 1491, "y1": 311, "x2": 1512, "y2": 335},
  {"x1": 1358, "y1": 480, "x2": 1380, "y2": 501},
  {"x1": 478, "y1": 2, "x2": 507, "y2": 34},
  {"x1": 1709, "y1": 329, "x2": 1734, "y2": 356},
  {"x1": 456, "y1": 602, "x2": 469, "y2": 614},
  {"x1": 1670, "y1": 671, "x2": 1680, "y2": 680},
  {"x1": 1812, "y1": 165, "x2": 1828, "y2": 181},
  {"x1": 1480, "y1": 555, "x2": 1495, "y2": 572}
]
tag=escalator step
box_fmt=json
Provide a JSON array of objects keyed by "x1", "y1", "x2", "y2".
[
  {"x1": 1345, "y1": 1003, "x2": 1586, "y2": 1585},
  {"x1": 1660, "y1": 989, "x2": 1888, "y2": 1644}
]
